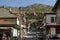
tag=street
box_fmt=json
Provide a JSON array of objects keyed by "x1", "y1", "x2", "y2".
[
  {"x1": 22, "y1": 37, "x2": 37, "y2": 40},
  {"x1": 22, "y1": 31, "x2": 37, "y2": 40}
]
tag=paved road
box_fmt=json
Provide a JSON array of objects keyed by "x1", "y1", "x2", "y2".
[
  {"x1": 22, "y1": 32, "x2": 37, "y2": 40},
  {"x1": 22, "y1": 32, "x2": 45, "y2": 40},
  {"x1": 22, "y1": 37, "x2": 46, "y2": 40},
  {"x1": 22, "y1": 37, "x2": 37, "y2": 40}
]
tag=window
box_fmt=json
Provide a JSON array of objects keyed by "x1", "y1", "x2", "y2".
[{"x1": 51, "y1": 17, "x2": 56, "y2": 23}]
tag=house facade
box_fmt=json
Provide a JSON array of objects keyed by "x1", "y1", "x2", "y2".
[
  {"x1": 44, "y1": 12, "x2": 57, "y2": 37},
  {"x1": 0, "y1": 8, "x2": 20, "y2": 40},
  {"x1": 53, "y1": 0, "x2": 60, "y2": 24},
  {"x1": 44, "y1": 0, "x2": 60, "y2": 38}
]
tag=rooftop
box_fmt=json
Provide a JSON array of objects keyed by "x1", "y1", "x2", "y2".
[{"x1": 0, "y1": 20, "x2": 15, "y2": 24}]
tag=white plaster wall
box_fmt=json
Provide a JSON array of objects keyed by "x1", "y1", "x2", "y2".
[
  {"x1": 12, "y1": 28, "x2": 18, "y2": 37},
  {"x1": 50, "y1": 27, "x2": 56, "y2": 35},
  {"x1": 17, "y1": 18, "x2": 19, "y2": 25},
  {"x1": 45, "y1": 15, "x2": 57, "y2": 25}
]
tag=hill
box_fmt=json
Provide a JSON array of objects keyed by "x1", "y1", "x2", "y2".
[
  {"x1": 21, "y1": 4, "x2": 53, "y2": 13},
  {"x1": 0, "y1": 6, "x2": 19, "y2": 11},
  {"x1": 0, "y1": 4, "x2": 53, "y2": 13}
]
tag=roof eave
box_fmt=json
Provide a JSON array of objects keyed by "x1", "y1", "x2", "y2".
[{"x1": 52, "y1": 0, "x2": 60, "y2": 12}]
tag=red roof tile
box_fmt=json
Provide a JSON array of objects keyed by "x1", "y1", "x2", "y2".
[
  {"x1": 0, "y1": 17, "x2": 17, "y2": 18},
  {"x1": 0, "y1": 20, "x2": 15, "y2": 24}
]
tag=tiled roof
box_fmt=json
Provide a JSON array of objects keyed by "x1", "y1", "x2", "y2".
[
  {"x1": 0, "y1": 20, "x2": 15, "y2": 24},
  {"x1": 0, "y1": 17, "x2": 17, "y2": 18},
  {"x1": 0, "y1": 8, "x2": 17, "y2": 17},
  {"x1": 10, "y1": 11, "x2": 26, "y2": 16},
  {"x1": 44, "y1": 11, "x2": 56, "y2": 15}
]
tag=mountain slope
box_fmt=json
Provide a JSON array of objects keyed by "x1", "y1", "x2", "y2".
[
  {"x1": 0, "y1": 4, "x2": 53, "y2": 13},
  {"x1": 21, "y1": 4, "x2": 53, "y2": 13}
]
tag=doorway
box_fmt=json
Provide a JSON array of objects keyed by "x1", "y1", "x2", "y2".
[{"x1": 0, "y1": 33, "x2": 2, "y2": 40}]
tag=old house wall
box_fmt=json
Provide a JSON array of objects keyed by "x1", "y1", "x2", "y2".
[
  {"x1": 56, "y1": 5, "x2": 60, "y2": 23},
  {"x1": 50, "y1": 27, "x2": 56, "y2": 35},
  {"x1": 45, "y1": 15, "x2": 57, "y2": 25}
]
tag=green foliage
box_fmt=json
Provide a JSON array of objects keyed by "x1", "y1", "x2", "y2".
[
  {"x1": 30, "y1": 22, "x2": 36, "y2": 28},
  {"x1": 26, "y1": 13, "x2": 36, "y2": 19},
  {"x1": 14, "y1": 25, "x2": 20, "y2": 30},
  {"x1": 26, "y1": 13, "x2": 44, "y2": 20},
  {"x1": 21, "y1": 4, "x2": 53, "y2": 13},
  {"x1": 36, "y1": 13, "x2": 44, "y2": 19}
]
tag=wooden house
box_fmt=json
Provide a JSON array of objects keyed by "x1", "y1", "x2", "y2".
[
  {"x1": 44, "y1": 0, "x2": 60, "y2": 38},
  {"x1": 0, "y1": 7, "x2": 20, "y2": 40},
  {"x1": 53, "y1": 0, "x2": 60, "y2": 24}
]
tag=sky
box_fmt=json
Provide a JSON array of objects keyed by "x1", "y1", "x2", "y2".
[{"x1": 0, "y1": 0, "x2": 56, "y2": 7}]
